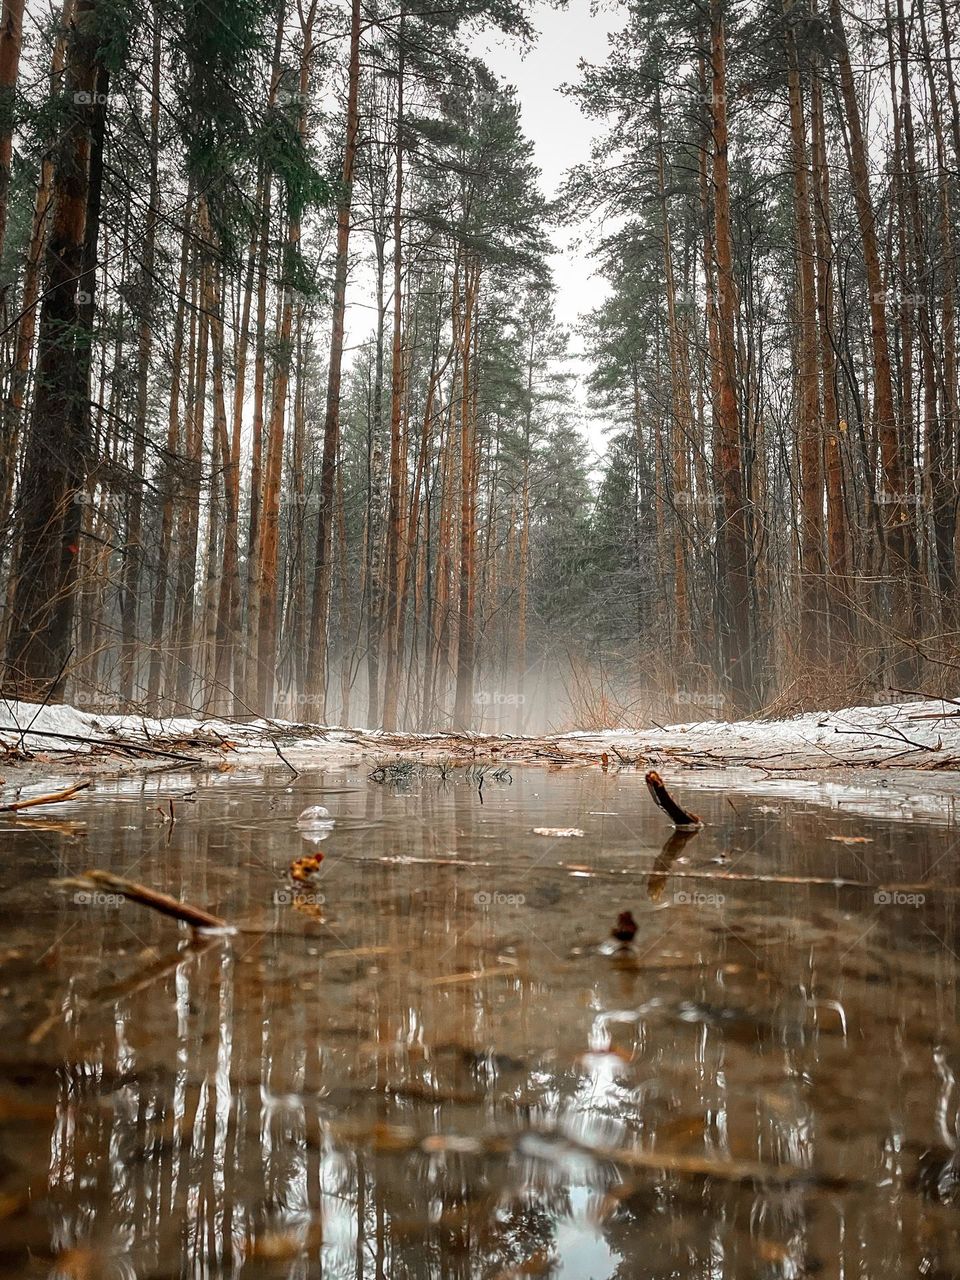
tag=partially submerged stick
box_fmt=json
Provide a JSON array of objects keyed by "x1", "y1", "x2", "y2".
[
  {"x1": 67, "y1": 869, "x2": 227, "y2": 931},
  {"x1": 270, "y1": 736, "x2": 300, "y2": 777},
  {"x1": 0, "y1": 780, "x2": 91, "y2": 812},
  {"x1": 645, "y1": 770, "x2": 703, "y2": 830}
]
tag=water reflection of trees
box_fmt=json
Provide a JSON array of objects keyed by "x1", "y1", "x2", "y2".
[{"x1": 3, "y1": 770, "x2": 960, "y2": 1276}]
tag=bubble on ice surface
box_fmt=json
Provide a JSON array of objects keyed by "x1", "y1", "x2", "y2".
[
  {"x1": 301, "y1": 831, "x2": 332, "y2": 846},
  {"x1": 297, "y1": 805, "x2": 334, "y2": 830}
]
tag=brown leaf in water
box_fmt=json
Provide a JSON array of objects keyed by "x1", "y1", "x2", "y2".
[
  {"x1": 645, "y1": 770, "x2": 703, "y2": 830},
  {"x1": 612, "y1": 910, "x2": 638, "y2": 943},
  {"x1": 290, "y1": 854, "x2": 324, "y2": 883}
]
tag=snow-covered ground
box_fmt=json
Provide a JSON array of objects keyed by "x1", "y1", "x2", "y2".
[
  {"x1": 1, "y1": 695, "x2": 960, "y2": 771},
  {"x1": 0, "y1": 699, "x2": 358, "y2": 757},
  {"x1": 573, "y1": 698, "x2": 960, "y2": 770}
]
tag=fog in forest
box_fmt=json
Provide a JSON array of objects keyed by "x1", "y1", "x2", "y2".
[{"x1": 1, "y1": 0, "x2": 958, "y2": 730}]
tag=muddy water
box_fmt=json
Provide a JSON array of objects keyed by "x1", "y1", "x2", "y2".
[{"x1": 1, "y1": 763, "x2": 960, "y2": 1278}]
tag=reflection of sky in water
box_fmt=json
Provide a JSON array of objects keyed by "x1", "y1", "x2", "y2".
[
  {"x1": 554, "y1": 1187, "x2": 618, "y2": 1279},
  {"x1": 2, "y1": 764, "x2": 960, "y2": 1275}
]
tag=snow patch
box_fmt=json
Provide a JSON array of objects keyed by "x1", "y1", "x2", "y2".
[{"x1": 1, "y1": 694, "x2": 959, "y2": 772}]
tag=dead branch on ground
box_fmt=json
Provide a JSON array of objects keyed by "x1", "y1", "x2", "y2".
[{"x1": 0, "y1": 724, "x2": 203, "y2": 762}]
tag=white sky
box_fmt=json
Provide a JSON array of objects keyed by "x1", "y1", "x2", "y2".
[
  {"x1": 342, "y1": 0, "x2": 621, "y2": 456},
  {"x1": 476, "y1": 0, "x2": 621, "y2": 455},
  {"x1": 475, "y1": 0, "x2": 620, "y2": 333}
]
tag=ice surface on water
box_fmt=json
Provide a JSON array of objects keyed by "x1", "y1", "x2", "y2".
[{"x1": 296, "y1": 804, "x2": 334, "y2": 827}]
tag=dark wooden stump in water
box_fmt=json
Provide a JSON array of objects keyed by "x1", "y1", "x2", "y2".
[{"x1": 645, "y1": 770, "x2": 703, "y2": 830}]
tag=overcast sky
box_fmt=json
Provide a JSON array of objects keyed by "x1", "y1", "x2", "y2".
[
  {"x1": 342, "y1": 1, "x2": 621, "y2": 455},
  {"x1": 476, "y1": 0, "x2": 619, "y2": 332},
  {"x1": 475, "y1": 0, "x2": 622, "y2": 455}
]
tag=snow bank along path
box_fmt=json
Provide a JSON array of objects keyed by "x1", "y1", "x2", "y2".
[{"x1": 2, "y1": 696, "x2": 960, "y2": 772}]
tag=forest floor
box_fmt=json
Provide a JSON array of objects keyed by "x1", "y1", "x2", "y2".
[{"x1": 2, "y1": 695, "x2": 960, "y2": 798}]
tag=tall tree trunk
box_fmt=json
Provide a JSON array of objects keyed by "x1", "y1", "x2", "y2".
[
  {"x1": 120, "y1": 9, "x2": 161, "y2": 700},
  {"x1": 426, "y1": 329, "x2": 459, "y2": 725},
  {"x1": 0, "y1": 0, "x2": 74, "y2": 617},
  {"x1": 147, "y1": 191, "x2": 192, "y2": 707},
  {"x1": 655, "y1": 88, "x2": 691, "y2": 664},
  {"x1": 517, "y1": 303, "x2": 534, "y2": 725},
  {"x1": 241, "y1": 10, "x2": 283, "y2": 711},
  {"x1": 896, "y1": 0, "x2": 936, "y2": 617},
  {"x1": 785, "y1": 9, "x2": 824, "y2": 664},
  {"x1": 0, "y1": 0, "x2": 24, "y2": 280},
  {"x1": 200, "y1": 319, "x2": 223, "y2": 713},
  {"x1": 3, "y1": 0, "x2": 105, "y2": 698},
  {"x1": 810, "y1": 47, "x2": 851, "y2": 653},
  {"x1": 828, "y1": 0, "x2": 917, "y2": 675},
  {"x1": 255, "y1": 0, "x2": 316, "y2": 716},
  {"x1": 207, "y1": 256, "x2": 235, "y2": 713},
  {"x1": 172, "y1": 238, "x2": 207, "y2": 710},
  {"x1": 219, "y1": 184, "x2": 258, "y2": 716},
  {"x1": 286, "y1": 308, "x2": 308, "y2": 695},
  {"x1": 381, "y1": 11, "x2": 406, "y2": 731},
  {"x1": 363, "y1": 82, "x2": 392, "y2": 727},
  {"x1": 392, "y1": 297, "x2": 448, "y2": 729},
  {"x1": 306, "y1": 0, "x2": 362, "y2": 715},
  {"x1": 335, "y1": 463, "x2": 352, "y2": 722},
  {"x1": 453, "y1": 260, "x2": 479, "y2": 729},
  {"x1": 918, "y1": 0, "x2": 958, "y2": 623},
  {"x1": 709, "y1": 3, "x2": 754, "y2": 711}
]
